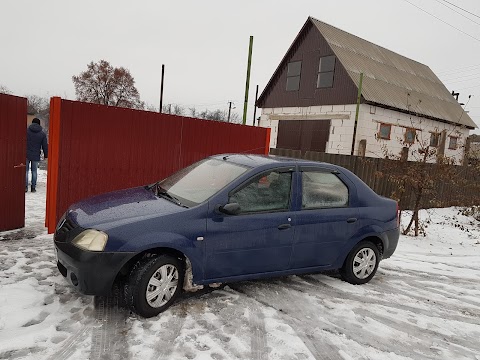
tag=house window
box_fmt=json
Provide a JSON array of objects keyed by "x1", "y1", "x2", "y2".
[
  {"x1": 378, "y1": 123, "x2": 391, "y2": 140},
  {"x1": 286, "y1": 61, "x2": 302, "y2": 91},
  {"x1": 448, "y1": 136, "x2": 458, "y2": 150},
  {"x1": 430, "y1": 133, "x2": 440, "y2": 147},
  {"x1": 317, "y1": 55, "x2": 335, "y2": 88},
  {"x1": 405, "y1": 128, "x2": 416, "y2": 144}
]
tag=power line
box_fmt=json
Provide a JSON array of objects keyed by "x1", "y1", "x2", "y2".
[
  {"x1": 431, "y1": 0, "x2": 480, "y2": 26},
  {"x1": 175, "y1": 100, "x2": 240, "y2": 108},
  {"x1": 401, "y1": 0, "x2": 480, "y2": 43},
  {"x1": 458, "y1": 84, "x2": 480, "y2": 91},
  {"x1": 437, "y1": 63, "x2": 480, "y2": 75},
  {"x1": 438, "y1": 0, "x2": 480, "y2": 19},
  {"x1": 441, "y1": 71, "x2": 480, "y2": 81},
  {"x1": 443, "y1": 74, "x2": 480, "y2": 84}
]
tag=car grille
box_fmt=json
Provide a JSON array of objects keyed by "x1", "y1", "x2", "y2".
[
  {"x1": 57, "y1": 261, "x2": 67, "y2": 277},
  {"x1": 56, "y1": 218, "x2": 77, "y2": 235}
]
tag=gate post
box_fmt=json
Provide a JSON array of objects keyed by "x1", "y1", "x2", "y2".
[{"x1": 46, "y1": 97, "x2": 62, "y2": 233}]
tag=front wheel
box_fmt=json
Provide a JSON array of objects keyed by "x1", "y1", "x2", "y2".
[
  {"x1": 340, "y1": 241, "x2": 380, "y2": 285},
  {"x1": 125, "y1": 255, "x2": 184, "y2": 318}
]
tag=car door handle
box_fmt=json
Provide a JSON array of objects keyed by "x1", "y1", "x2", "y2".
[
  {"x1": 278, "y1": 224, "x2": 292, "y2": 230},
  {"x1": 346, "y1": 218, "x2": 357, "y2": 223}
]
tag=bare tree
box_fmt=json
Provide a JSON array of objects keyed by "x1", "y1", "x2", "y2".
[
  {"x1": 155, "y1": 103, "x2": 242, "y2": 123},
  {"x1": 198, "y1": 108, "x2": 240, "y2": 123},
  {"x1": 26, "y1": 95, "x2": 49, "y2": 115},
  {"x1": 144, "y1": 103, "x2": 159, "y2": 112},
  {"x1": 0, "y1": 84, "x2": 11, "y2": 94},
  {"x1": 26, "y1": 95, "x2": 50, "y2": 130},
  {"x1": 161, "y1": 103, "x2": 181, "y2": 115},
  {"x1": 72, "y1": 60, "x2": 144, "y2": 109}
]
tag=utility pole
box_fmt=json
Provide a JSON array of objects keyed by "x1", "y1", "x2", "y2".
[
  {"x1": 159, "y1": 64, "x2": 165, "y2": 113},
  {"x1": 351, "y1": 72, "x2": 364, "y2": 156},
  {"x1": 227, "y1": 101, "x2": 234, "y2": 122},
  {"x1": 253, "y1": 85, "x2": 259, "y2": 126},
  {"x1": 242, "y1": 36, "x2": 254, "y2": 125}
]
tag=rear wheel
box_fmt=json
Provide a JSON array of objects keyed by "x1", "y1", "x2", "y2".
[
  {"x1": 125, "y1": 255, "x2": 184, "y2": 318},
  {"x1": 340, "y1": 241, "x2": 380, "y2": 285}
]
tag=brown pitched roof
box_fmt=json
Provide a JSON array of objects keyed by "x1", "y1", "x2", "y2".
[{"x1": 259, "y1": 17, "x2": 477, "y2": 129}]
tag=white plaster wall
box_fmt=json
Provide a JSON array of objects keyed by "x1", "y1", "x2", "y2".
[
  {"x1": 355, "y1": 104, "x2": 469, "y2": 163},
  {"x1": 259, "y1": 105, "x2": 357, "y2": 153},
  {"x1": 259, "y1": 104, "x2": 470, "y2": 164}
]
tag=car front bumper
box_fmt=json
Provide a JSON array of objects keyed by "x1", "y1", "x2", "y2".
[{"x1": 54, "y1": 240, "x2": 135, "y2": 296}]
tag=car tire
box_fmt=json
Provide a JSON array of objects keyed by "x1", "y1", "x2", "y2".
[
  {"x1": 125, "y1": 255, "x2": 184, "y2": 318},
  {"x1": 340, "y1": 241, "x2": 380, "y2": 285}
]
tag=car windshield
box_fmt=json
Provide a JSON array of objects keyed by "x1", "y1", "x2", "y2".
[{"x1": 157, "y1": 158, "x2": 249, "y2": 207}]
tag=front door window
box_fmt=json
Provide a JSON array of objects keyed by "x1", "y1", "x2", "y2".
[{"x1": 229, "y1": 170, "x2": 292, "y2": 214}]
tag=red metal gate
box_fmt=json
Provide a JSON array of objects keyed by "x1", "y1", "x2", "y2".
[
  {"x1": 46, "y1": 98, "x2": 271, "y2": 233},
  {"x1": 0, "y1": 93, "x2": 27, "y2": 231}
]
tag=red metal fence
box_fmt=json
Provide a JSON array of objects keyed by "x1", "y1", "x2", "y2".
[
  {"x1": 0, "y1": 93, "x2": 27, "y2": 231},
  {"x1": 46, "y1": 98, "x2": 270, "y2": 233}
]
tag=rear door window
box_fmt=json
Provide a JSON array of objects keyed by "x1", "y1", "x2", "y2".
[{"x1": 302, "y1": 171, "x2": 349, "y2": 209}]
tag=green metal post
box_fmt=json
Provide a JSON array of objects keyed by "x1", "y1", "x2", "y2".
[
  {"x1": 351, "y1": 72, "x2": 364, "y2": 155},
  {"x1": 243, "y1": 36, "x2": 254, "y2": 125}
]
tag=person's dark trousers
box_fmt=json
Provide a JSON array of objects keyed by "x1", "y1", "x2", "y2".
[{"x1": 25, "y1": 159, "x2": 39, "y2": 192}]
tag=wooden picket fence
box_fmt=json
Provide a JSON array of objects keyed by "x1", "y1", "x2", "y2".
[{"x1": 270, "y1": 148, "x2": 480, "y2": 210}]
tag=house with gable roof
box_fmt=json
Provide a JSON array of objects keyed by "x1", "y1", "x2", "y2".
[{"x1": 257, "y1": 17, "x2": 477, "y2": 163}]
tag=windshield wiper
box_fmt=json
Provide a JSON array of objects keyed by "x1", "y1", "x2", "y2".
[
  {"x1": 155, "y1": 185, "x2": 188, "y2": 208},
  {"x1": 146, "y1": 181, "x2": 159, "y2": 191}
]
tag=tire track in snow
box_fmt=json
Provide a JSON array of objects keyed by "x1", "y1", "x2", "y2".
[
  {"x1": 45, "y1": 325, "x2": 91, "y2": 360},
  {"x1": 411, "y1": 280, "x2": 480, "y2": 309},
  {"x1": 263, "y1": 278, "x2": 421, "y2": 359},
  {"x1": 392, "y1": 254, "x2": 480, "y2": 272},
  {"x1": 353, "y1": 307, "x2": 480, "y2": 359},
  {"x1": 150, "y1": 307, "x2": 187, "y2": 360},
  {"x1": 382, "y1": 265, "x2": 480, "y2": 286},
  {"x1": 299, "y1": 274, "x2": 480, "y2": 325},
  {"x1": 293, "y1": 275, "x2": 480, "y2": 358},
  {"x1": 179, "y1": 289, "x2": 251, "y2": 359},
  {"x1": 249, "y1": 304, "x2": 268, "y2": 360},
  {"x1": 89, "y1": 288, "x2": 130, "y2": 360},
  {"x1": 230, "y1": 282, "x2": 343, "y2": 360}
]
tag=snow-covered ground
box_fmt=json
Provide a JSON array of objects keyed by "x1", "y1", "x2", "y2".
[{"x1": 1, "y1": 170, "x2": 479, "y2": 360}]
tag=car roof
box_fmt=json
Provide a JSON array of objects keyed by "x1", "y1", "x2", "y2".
[{"x1": 210, "y1": 153, "x2": 337, "y2": 170}]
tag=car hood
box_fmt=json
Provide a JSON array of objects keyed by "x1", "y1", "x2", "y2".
[{"x1": 68, "y1": 186, "x2": 185, "y2": 229}]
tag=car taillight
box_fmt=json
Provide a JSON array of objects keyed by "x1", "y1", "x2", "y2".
[{"x1": 396, "y1": 202, "x2": 400, "y2": 227}]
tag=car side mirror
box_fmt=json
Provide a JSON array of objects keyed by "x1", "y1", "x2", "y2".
[{"x1": 216, "y1": 202, "x2": 241, "y2": 215}]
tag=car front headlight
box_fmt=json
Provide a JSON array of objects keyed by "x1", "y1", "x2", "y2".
[{"x1": 72, "y1": 229, "x2": 108, "y2": 251}]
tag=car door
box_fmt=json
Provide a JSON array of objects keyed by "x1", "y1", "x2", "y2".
[
  {"x1": 291, "y1": 167, "x2": 359, "y2": 268},
  {"x1": 205, "y1": 167, "x2": 296, "y2": 280}
]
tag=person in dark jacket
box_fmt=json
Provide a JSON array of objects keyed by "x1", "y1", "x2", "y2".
[{"x1": 26, "y1": 118, "x2": 48, "y2": 192}]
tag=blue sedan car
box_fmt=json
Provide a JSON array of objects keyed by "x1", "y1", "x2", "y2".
[{"x1": 54, "y1": 154, "x2": 399, "y2": 317}]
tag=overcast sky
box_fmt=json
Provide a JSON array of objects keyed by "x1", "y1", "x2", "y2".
[{"x1": 1, "y1": 0, "x2": 480, "y2": 131}]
